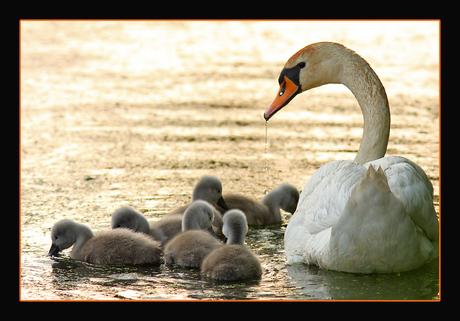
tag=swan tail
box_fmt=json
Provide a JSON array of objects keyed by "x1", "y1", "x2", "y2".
[
  {"x1": 329, "y1": 165, "x2": 428, "y2": 273},
  {"x1": 362, "y1": 165, "x2": 390, "y2": 192}
]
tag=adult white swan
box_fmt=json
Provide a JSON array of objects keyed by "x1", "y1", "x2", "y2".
[{"x1": 264, "y1": 42, "x2": 439, "y2": 273}]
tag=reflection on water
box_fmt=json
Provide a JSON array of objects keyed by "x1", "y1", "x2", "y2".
[
  {"x1": 49, "y1": 256, "x2": 264, "y2": 300},
  {"x1": 21, "y1": 225, "x2": 439, "y2": 300},
  {"x1": 286, "y1": 260, "x2": 439, "y2": 300}
]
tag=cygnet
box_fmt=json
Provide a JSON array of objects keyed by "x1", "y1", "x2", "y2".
[
  {"x1": 215, "y1": 183, "x2": 299, "y2": 225},
  {"x1": 201, "y1": 210, "x2": 262, "y2": 281},
  {"x1": 168, "y1": 175, "x2": 227, "y2": 238},
  {"x1": 164, "y1": 200, "x2": 222, "y2": 268},
  {"x1": 169, "y1": 175, "x2": 228, "y2": 215},
  {"x1": 111, "y1": 206, "x2": 150, "y2": 234},
  {"x1": 48, "y1": 219, "x2": 162, "y2": 265},
  {"x1": 111, "y1": 206, "x2": 182, "y2": 247}
]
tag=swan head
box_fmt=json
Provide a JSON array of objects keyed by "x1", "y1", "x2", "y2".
[
  {"x1": 192, "y1": 175, "x2": 228, "y2": 211},
  {"x1": 264, "y1": 42, "x2": 346, "y2": 120}
]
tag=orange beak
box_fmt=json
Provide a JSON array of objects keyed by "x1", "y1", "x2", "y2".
[{"x1": 264, "y1": 76, "x2": 301, "y2": 121}]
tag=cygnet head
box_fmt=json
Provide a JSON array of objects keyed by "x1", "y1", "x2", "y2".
[
  {"x1": 192, "y1": 175, "x2": 228, "y2": 211},
  {"x1": 48, "y1": 219, "x2": 93, "y2": 256},
  {"x1": 262, "y1": 183, "x2": 300, "y2": 214},
  {"x1": 222, "y1": 210, "x2": 248, "y2": 245},
  {"x1": 182, "y1": 200, "x2": 215, "y2": 232},
  {"x1": 111, "y1": 206, "x2": 150, "y2": 234},
  {"x1": 276, "y1": 183, "x2": 300, "y2": 214}
]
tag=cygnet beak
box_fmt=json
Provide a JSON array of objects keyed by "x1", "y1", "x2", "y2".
[
  {"x1": 207, "y1": 226, "x2": 216, "y2": 237},
  {"x1": 217, "y1": 195, "x2": 228, "y2": 211},
  {"x1": 48, "y1": 243, "x2": 61, "y2": 257}
]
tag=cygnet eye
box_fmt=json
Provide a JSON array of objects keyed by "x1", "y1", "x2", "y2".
[
  {"x1": 55, "y1": 235, "x2": 58, "y2": 240},
  {"x1": 298, "y1": 62, "x2": 306, "y2": 68}
]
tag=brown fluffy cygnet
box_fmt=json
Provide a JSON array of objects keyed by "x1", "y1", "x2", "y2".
[
  {"x1": 111, "y1": 206, "x2": 182, "y2": 247},
  {"x1": 215, "y1": 183, "x2": 299, "y2": 226},
  {"x1": 201, "y1": 210, "x2": 262, "y2": 281},
  {"x1": 111, "y1": 206, "x2": 150, "y2": 234},
  {"x1": 49, "y1": 219, "x2": 162, "y2": 265},
  {"x1": 169, "y1": 175, "x2": 228, "y2": 215},
  {"x1": 164, "y1": 200, "x2": 222, "y2": 268},
  {"x1": 167, "y1": 175, "x2": 228, "y2": 239}
]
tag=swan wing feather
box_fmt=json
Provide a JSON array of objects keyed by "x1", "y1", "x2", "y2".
[
  {"x1": 365, "y1": 156, "x2": 439, "y2": 241},
  {"x1": 285, "y1": 160, "x2": 365, "y2": 263}
]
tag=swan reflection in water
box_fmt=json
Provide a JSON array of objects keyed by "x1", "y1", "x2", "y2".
[{"x1": 285, "y1": 260, "x2": 439, "y2": 300}]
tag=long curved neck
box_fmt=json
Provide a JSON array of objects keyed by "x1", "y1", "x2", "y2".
[{"x1": 339, "y1": 53, "x2": 390, "y2": 164}]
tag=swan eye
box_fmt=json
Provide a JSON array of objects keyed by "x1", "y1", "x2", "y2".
[
  {"x1": 298, "y1": 62, "x2": 306, "y2": 68},
  {"x1": 279, "y1": 81, "x2": 287, "y2": 96}
]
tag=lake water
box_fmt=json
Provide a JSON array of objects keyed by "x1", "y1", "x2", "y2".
[
  {"x1": 21, "y1": 21, "x2": 439, "y2": 301},
  {"x1": 21, "y1": 222, "x2": 439, "y2": 300}
]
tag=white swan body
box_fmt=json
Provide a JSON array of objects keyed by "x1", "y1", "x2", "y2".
[
  {"x1": 264, "y1": 42, "x2": 439, "y2": 273},
  {"x1": 286, "y1": 157, "x2": 438, "y2": 273}
]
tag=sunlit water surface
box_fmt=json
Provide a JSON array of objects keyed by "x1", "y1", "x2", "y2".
[
  {"x1": 21, "y1": 224, "x2": 439, "y2": 300},
  {"x1": 20, "y1": 20, "x2": 440, "y2": 301}
]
